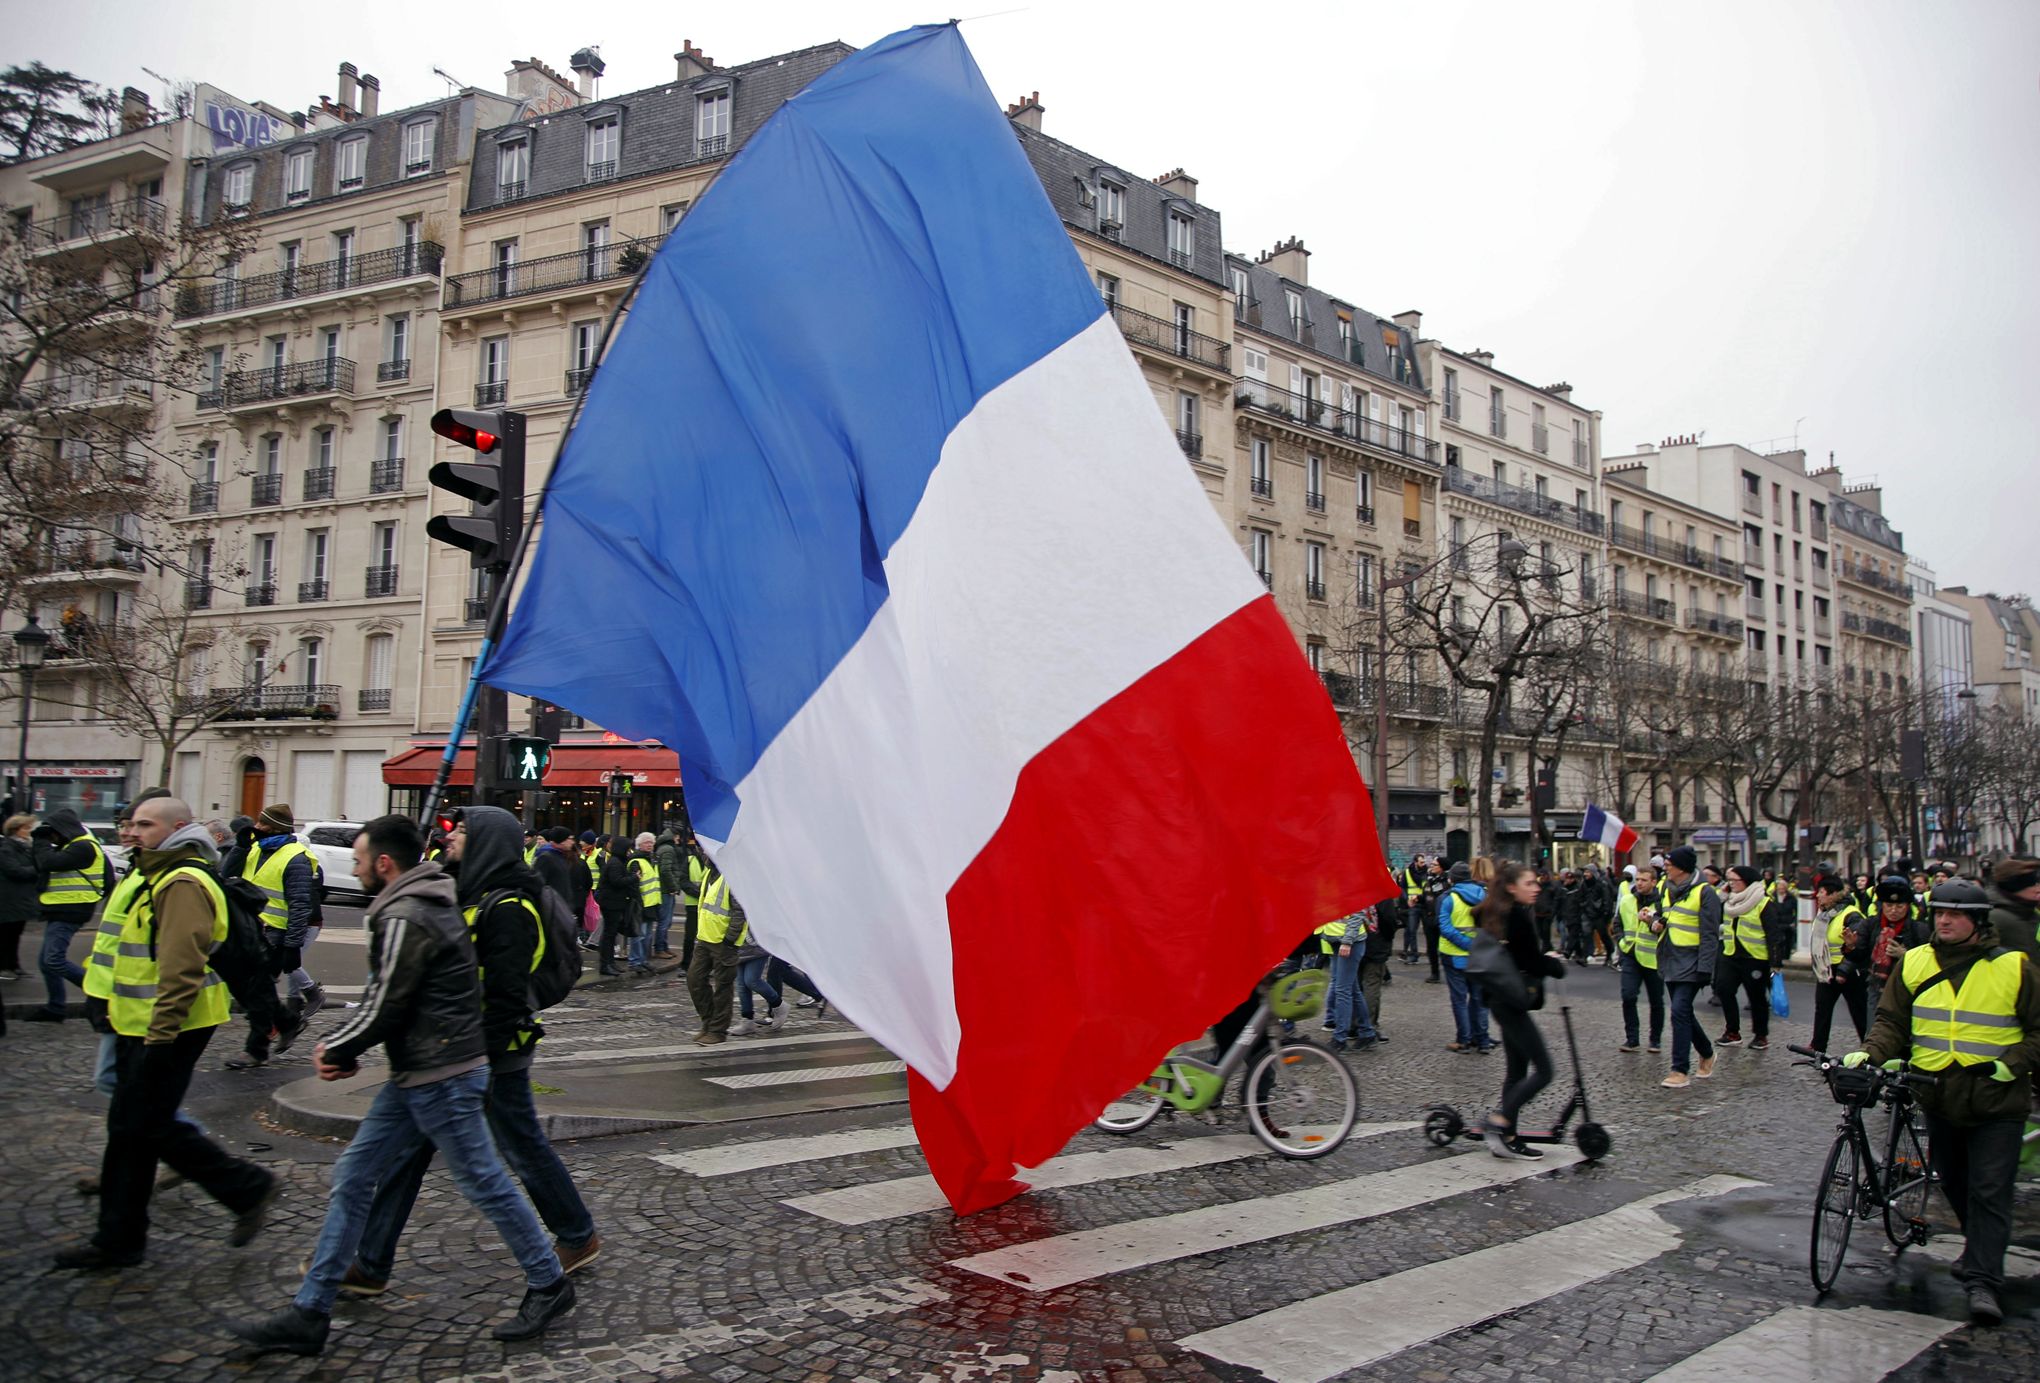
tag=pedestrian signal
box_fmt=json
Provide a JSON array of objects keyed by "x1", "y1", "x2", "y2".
[{"x1": 503, "y1": 736, "x2": 551, "y2": 784}]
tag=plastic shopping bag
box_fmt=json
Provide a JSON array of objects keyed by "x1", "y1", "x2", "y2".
[{"x1": 1769, "y1": 970, "x2": 1791, "y2": 1020}]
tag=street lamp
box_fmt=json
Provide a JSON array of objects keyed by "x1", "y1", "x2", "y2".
[
  {"x1": 1371, "y1": 533, "x2": 1529, "y2": 851},
  {"x1": 12, "y1": 613, "x2": 51, "y2": 815}
]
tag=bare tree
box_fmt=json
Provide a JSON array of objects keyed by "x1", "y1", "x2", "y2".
[{"x1": 1974, "y1": 705, "x2": 2039, "y2": 856}]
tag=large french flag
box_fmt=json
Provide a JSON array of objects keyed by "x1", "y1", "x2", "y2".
[
  {"x1": 483, "y1": 23, "x2": 1390, "y2": 1212},
  {"x1": 1580, "y1": 804, "x2": 1640, "y2": 859}
]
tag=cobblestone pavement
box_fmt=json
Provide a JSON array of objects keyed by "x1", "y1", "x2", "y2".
[{"x1": 4, "y1": 960, "x2": 2038, "y2": 1382}]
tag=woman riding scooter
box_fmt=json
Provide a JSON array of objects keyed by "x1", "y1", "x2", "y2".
[{"x1": 1476, "y1": 860, "x2": 1568, "y2": 1159}]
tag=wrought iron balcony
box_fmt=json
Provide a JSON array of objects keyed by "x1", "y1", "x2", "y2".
[
  {"x1": 1250, "y1": 475, "x2": 1273, "y2": 498},
  {"x1": 250, "y1": 474, "x2": 282, "y2": 506},
  {"x1": 364, "y1": 565, "x2": 400, "y2": 598},
  {"x1": 1318, "y1": 672, "x2": 1452, "y2": 719},
  {"x1": 1357, "y1": 503, "x2": 1375, "y2": 526},
  {"x1": 1176, "y1": 429, "x2": 1202, "y2": 460},
  {"x1": 1442, "y1": 465, "x2": 1604, "y2": 536},
  {"x1": 476, "y1": 380, "x2": 507, "y2": 407},
  {"x1": 27, "y1": 196, "x2": 167, "y2": 249},
  {"x1": 1305, "y1": 490, "x2": 1326, "y2": 513},
  {"x1": 1684, "y1": 609, "x2": 1744, "y2": 640},
  {"x1": 185, "y1": 579, "x2": 212, "y2": 610},
  {"x1": 176, "y1": 242, "x2": 443, "y2": 318},
  {"x1": 188, "y1": 481, "x2": 218, "y2": 514},
  {"x1": 1234, "y1": 379, "x2": 1440, "y2": 467},
  {"x1": 1608, "y1": 522, "x2": 1740, "y2": 579},
  {"x1": 1843, "y1": 611, "x2": 1913, "y2": 647},
  {"x1": 370, "y1": 457, "x2": 405, "y2": 493},
  {"x1": 302, "y1": 467, "x2": 335, "y2": 502},
  {"x1": 298, "y1": 578, "x2": 329, "y2": 602},
  {"x1": 1839, "y1": 561, "x2": 1909, "y2": 597},
  {"x1": 1610, "y1": 589, "x2": 1676, "y2": 624},
  {"x1": 245, "y1": 582, "x2": 277, "y2": 607},
  {"x1": 566, "y1": 366, "x2": 594, "y2": 395},
  {"x1": 358, "y1": 688, "x2": 392, "y2": 712},
  {"x1": 464, "y1": 597, "x2": 491, "y2": 624},
  {"x1": 212, "y1": 358, "x2": 356, "y2": 410},
  {"x1": 30, "y1": 539, "x2": 146, "y2": 577},
  {"x1": 196, "y1": 683, "x2": 342, "y2": 719},
  {"x1": 377, "y1": 358, "x2": 411, "y2": 383},
  {"x1": 586, "y1": 159, "x2": 617, "y2": 181},
  {"x1": 38, "y1": 369, "x2": 153, "y2": 409},
  {"x1": 1106, "y1": 303, "x2": 1229, "y2": 373},
  {"x1": 444, "y1": 236, "x2": 659, "y2": 309},
  {"x1": 1306, "y1": 579, "x2": 1327, "y2": 602}
]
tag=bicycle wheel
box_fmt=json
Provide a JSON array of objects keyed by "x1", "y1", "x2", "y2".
[
  {"x1": 1883, "y1": 1111, "x2": 1933, "y2": 1249},
  {"x1": 1810, "y1": 1133, "x2": 1859, "y2": 1293},
  {"x1": 1245, "y1": 1042, "x2": 1357, "y2": 1158},
  {"x1": 1094, "y1": 1079, "x2": 1166, "y2": 1134}
]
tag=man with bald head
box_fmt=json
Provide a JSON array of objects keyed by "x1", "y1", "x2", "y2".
[{"x1": 55, "y1": 796, "x2": 276, "y2": 1269}]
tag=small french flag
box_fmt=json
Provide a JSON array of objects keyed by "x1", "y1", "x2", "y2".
[{"x1": 1580, "y1": 804, "x2": 1640, "y2": 859}]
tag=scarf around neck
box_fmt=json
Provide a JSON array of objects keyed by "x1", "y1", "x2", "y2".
[{"x1": 1722, "y1": 881, "x2": 1767, "y2": 918}]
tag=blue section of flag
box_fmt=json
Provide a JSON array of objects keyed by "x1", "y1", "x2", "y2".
[
  {"x1": 1581, "y1": 804, "x2": 1611, "y2": 842},
  {"x1": 480, "y1": 24, "x2": 1105, "y2": 840}
]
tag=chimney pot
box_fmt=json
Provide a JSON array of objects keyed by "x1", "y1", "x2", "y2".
[
  {"x1": 1392, "y1": 309, "x2": 1422, "y2": 338},
  {"x1": 1156, "y1": 167, "x2": 1198, "y2": 204},
  {"x1": 1004, "y1": 90, "x2": 1044, "y2": 131},
  {"x1": 119, "y1": 85, "x2": 151, "y2": 132},
  {"x1": 358, "y1": 73, "x2": 380, "y2": 118},
  {"x1": 337, "y1": 61, "x2": 358, "y2": 112},
  {"x1": 675, "y1": 40, "x2": 715, "y2": 82}
]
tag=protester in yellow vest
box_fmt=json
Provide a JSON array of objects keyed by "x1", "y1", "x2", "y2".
[
  {"x1": 1713, "y1": 863, "x2": 1772, "y2": 1049},
  {"x1": 1615, "y1": 864, "x2": 1666, "y2": 1054},
  {"x1": 687, "y1": 869, "x2": 746, "y2": 1045},
  {"x1": 1855, "y1": 880, "x2": 2040, "y2": 1326},
  {"x1": 26, "y1": 806, "x2": 108, "y2": 1022},
  {"x1": 235, "y1": 804, "x2": 326, "y2": 1067},
  {"x1": 53, "y1": 796, "x2": 276, "y2": 1271},
  {"x1": 626, "y1": 832, "x2": 662, "y2": 974},
  {"x1": 1655, "y1": 847, "x2": 1720, "y2": 1088},
  {"x1": 1811, "y1": 873, "x2": 1873, "y2": 1053}
]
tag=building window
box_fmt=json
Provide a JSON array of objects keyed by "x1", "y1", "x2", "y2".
[
  {"x1": 246, "y1": 641, "x2": 269, "y2": 686},
  {"x1": 332, "y1": 230, "x2": 353, "y2": 287},
  {"x1": 364, "y1": 634, "x2": 394, "y2": 701},
  {"x1": 297, "y1": 637, "x2": 324, "y2": 688},
  {"x1": 403, "y1": 119, "x2": 434, "y2": 175},
  {"x1": 569, "y1": 320, "x2": 600, "y2": 392},
  {"x1": 312, "y1": 426, "x2": 333, "y2": 470},
  {"x1": 498, "y1": 140, "x2": 529, "y2": 197},
  {"x1": 1357, "y1": 554, "x2": 1375, "y2": 606},
  {"x1": 1489, "y1": 387, "x2": 1506, "y2": 438},
  {"x1": 222, "y1": 163, "x2": 253, "y2": 209},
  {"x1": 1166, "y1": 212, "x2": 1194, "y2": 268},
  {"x1": 1250, "y1": 438, "x2": 1272, "y2": 498},
  {"x1": 1285, "y1": 289, "x2": 1304, "y2": 336},
  {"x1": 1306, "y1": 454, "x2": 1324, "y2": 511},
  {"x1": 1357, "y1": 469, "x2": 1374, "y2": 517},
  {"x1": 661, "y1": 202, "x2": 689, "y2": 235},
  {"x1": 1306, "y1": 541, "x2": 1326, "y2": 600},
  {"x1": 304, "y1": 529, "x2": 330, "y2": 585},
  {"x1": 335, "y1": 137, "x2": 366, "y2": 192},
  {"x1": 284, "y1": 148, "x2": 312, "y2": 203},
  {"x1": 696, "y1": 91, "x2": 731, "y2": 154},
  {"x1": 492, "y1": 239, "x2": 518, "y2": 297},
  {"x1": 1096, "y1": 272, "x2": 1119, "y2": 309},
  {"x1": 1250, "y1": 531, "x2": 1272, "y2": 587},
  {"x1": 381, "y1": 417, "x2": 403, "y2": 461},
  {"x1": 386, "y1": 313, "x2": 409, "y2": 371},
  {"x1": 585, "y1": 117, "x2": 619, "y2": 178},
  {"x1": 1172, "y1": 302, "x2": 1194, "y2": 354},
  {"x1": 196, "y1": 440, "x2": 219, "y2": 483},
  {"x1": 582, "y1": 221, "x2": 609, "y2": 280},
  {"x1": 1097, "y1": 180, "x2": 1124, "y2": 236},
  {"x1": 1229, "y1": 265, "x2": 1247, "y2": 310}
]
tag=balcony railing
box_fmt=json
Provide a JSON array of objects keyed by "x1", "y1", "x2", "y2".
[
  {"x1": 1607, "y1": 522, "x2": 1740, "y2": 578},
  {"x1": 370, "y1": 457, "x2": 405, "y2": 493},
  {"x1": 245, "y1": 582, "x2": 277, "y2": 607},
  {"x1": 1356, "y1": 503, "x2": 1375, "y2": 526},
  {"x1": 1840, "y1": 561, "x2": 1909, "y2": 597},
  {"x1": 1741, "y1": 489, "x2": 1763, "y2": 516},
  {"x1": 464, "y1": 596, "x2": 491, "y2": 624},
  {"x1": 444, "y1": 237, "x2": 658, "y2": 308},
  {"x1": 365, "y1": 565, "x2": 400, "y2": 598},
  {"x1": 476, "y1": 380, "x2": 507, "y2": 407},
  {"x1": 176, "y1": 242, "x2": 443, "y2": 318},
  {"x1": 1745, "y1": 593, "x2": 1766, "y2": 620},
  {"x1": 358, "y1": 688, "x2": 391, "y2": 712},
  {"x1": 1305, "y1": 489, "x2": 1325, "y2": 512},
  {"x1": 1250, "y1": 475, "x2": 1273, "y2": 498},
  {"x1": 188, "y1": 481, "x2": 218, "y2": 514},
  {"x1": 1843, "y1": 612, "x2": 1913, "y2": 647},
  {"x1": 1319, "y1": 673, "x2": 1450, "y2": 719},
  {"x1": 1685, "y1": 610, "x2": 1744, "y2": 639},
  {"x1": 1812, "y1": 563, "x2": 1832, "y2": 591},
  {"x1": 298, "y1": 578, "x2": 329, "y2": 603},
  {"x1": 192, "y1": 684, "x2": 342, "y2": 720},
  {"x1": 1442, "y1": 465, "x2": 1604, "y2": 536},
  {"x1": 377, "y1": 358, "x2": 411, "y2": 383},
  {"x1": 1234, "y1": 379, "x2": 1440, "y2": 467},
  {"x1": 38, "y1": 369, "x2": 153, "y2": 409},
  {"x1": 31, "y1": 539, "x2": 146, "y2": 577},
  {"x1": 212, "y1": 358, "x2": 356, "y2": 409},
  {"x1": 1610, "y1": 589, "x2": 1676, "y2": 624},
  {"x1": 1106, "y1": 303, "x2": 1229, "y2": 373},
  {"x1": 28, "y1": 196, "x2": 167, "y2": 248},
  {"x1": 302, "y1": 467, "x2": 334, "y2": 502},
  {"x1": 1814, "y1": 615, "x2": 1833, "y2": 639},
  {"x1": 1743, "y1": 541, "x2": 1764, "y2": 569},
  {"x1": 1811, "y1": 517, "x2": 1830, "y2": 542},
  {"x1": 566, "y1": 366, "x2": 594, "y2": 395},
  {"x1": 185, "y1": 579, "x2": 212, "y2": 610},
  {"x1": 1176, "y1": 429, "x2": 1202, "y2": 460},
  {"x1": 250, "y1": 473, "x2": 282, "y2": 507},
  {"x1": 1306, "y1": 579, "x2": 1327, "y2": 601}
]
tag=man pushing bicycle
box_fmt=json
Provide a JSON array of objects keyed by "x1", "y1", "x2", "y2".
[{"x1": 1848, "y1": 879, "x2": 2040, "y2": 1325}]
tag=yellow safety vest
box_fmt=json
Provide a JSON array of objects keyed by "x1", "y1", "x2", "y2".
[
  {"x1": 1902, "y1": 944, "x2": 2024, "y2": 1071},
  {"x1": 462, "y1": 893, "x2": 545, "y2": 1054},
  {"x1": 685, "y1": 854, "x2": 707, "y2": 902},
  {"x1": 1314, "y1": 916, "x2": 1348, "y2": 954},
  {"x1": 1661, "y1": 882, "x2": 1705, "y2": 949},
  {"x1": 40, "y1": 833, "x2": 108, "y2": 906},
  {"x1": 242, "y1": 839, "x2": 313, "y2": 931},
  {"x1": 1827, "y1": 903, "x2": 1865, "y2": 953},
  {"x1": 631, "y1": 856, "x2": 662, "y2": 909},
  {"x1": 1617, "y1": 888, "x2": 1660, "y2": 969},
  {"x1": 523, "y1": 844, "x2": 538, "y2": 866},
  {"x1": 107, "y1": 862, "x2": 230, "y2": 1037},
  {"x1": 587, "y1": 850, "x2": 605, "y2": 884},
  {"x1": 1402, "y1": 867, "x2": 1424, "y2": 904},
  {"x1": 1730, "y1": 904, "x2": 1769, "y2": 962},
  {"x1": 697, "y1": 873, "x2": 747, "y2": 946},
  {"x1": 1440, "y1": 893, "x2": 1475, "y2": 959},
  {"x1": 82, "y1": 867, "x2": 149, "y2": 1001}
]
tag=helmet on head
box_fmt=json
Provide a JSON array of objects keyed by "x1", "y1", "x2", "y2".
[{"x1": 1929, "y1": 879, "x2": 1990, "y2": 914}]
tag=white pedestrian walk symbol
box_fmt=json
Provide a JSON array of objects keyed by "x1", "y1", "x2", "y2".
[{"x1": 519, "y1": 744, "x2": 540, "y2": 779}]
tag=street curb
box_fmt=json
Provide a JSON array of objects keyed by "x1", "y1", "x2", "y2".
[
  {"x1": 267, "y1": 1073, "x2": 698, "y2": 1142},
  {"x1": 569, "y1": 952, "x2": 685, "y2": 992}
]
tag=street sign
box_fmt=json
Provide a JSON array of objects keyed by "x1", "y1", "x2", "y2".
[{"x1": 503, "y1": 736, "x2": 551, "y2": 785}]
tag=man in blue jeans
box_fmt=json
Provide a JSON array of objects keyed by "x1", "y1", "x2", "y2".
[
  {"x1": 1439, "y1": 862, "x2": 1493, "y2": 1052},
  {"x1": 1320, "y1": 908, "x2": 1377, "y2": 1050},
  {"x1": 227, "y1": 814, "x2": 573, "y2": 1356}
]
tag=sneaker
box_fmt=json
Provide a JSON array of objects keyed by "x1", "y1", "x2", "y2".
[
  {"x1": 52, "y1": 1242, "x2": 143, "y2": 1270},
  {"x1": 271, "y1": 1011, "x2": 307, "y2": 1056},
  {"x1": 729, "y1": 1018, "x2": 757, "y2": 1036},
  {"x1": 693, "y1": 1031, "x2": 725, "y2": 1046},
  {"x1": 1695, "y1": 1055, "x2": 1716, "y2": 1079},
  {"x1": 299, "y1": 1258, "x2": 388, "y2": 1297},
  {"x1": 1506, "y1": 1138, "x2": 1546, "y2": 1160},
  {"x1": 493, "y1": 1275, "x2": 577, "y2": 1341},
  {"x1": 555, "y1": 1232, "x2": 602, "y2": 1275},
  {"x1": 1968, "y1": 1284, "x2": 2004, "y2": 1325},
  {"x1": 228, "y1": 1172, "x2": 277, "y2": 1248},
  {"x1": 1327, "y1": 1039, "x2": 1348, "y2": 1053},
  {"x1": 795, "y1": 995, "x2": 819, "y2": 1008},
  {"x1": 1618, "y1": 1043, "x2": 1640, "y2": 1054},
  {"x1": 1716, "y1": 1032, "x2": 1743, "y2": 1046},
  {"x1": 24, "y1": 1008, "x2": 64, "y2": 1023},
  {"x1": 1750, "y1": 1037, "x2": 1770, "y2": 1051},
  {"x1": 769, "y1": 1001, "x2": 788, "y2": 1025},
  {"x1": 1476, "y1": 1043, "x2": 1497, "y2": 1055},
  {"x1": 227, "y1": 1305, "x2": 331, "y2": 1356},
  {"x1": 1482, "y1": 1121, "x2": 1523, "y2": 1159},
  {"x1": 1661, "y1": 1072, "x2": 1691, "y2": 1089},
  {"x1": 298, "y1": 985, "x2": 327, "y2": 1022},
  {"x1": 652, "y1": 950, "x2": 676, "y2": 959},
  {"x1": 225, "y1": 1049, "x2": 269, "y2": 1071},
  {"x1": 1648, "y1": 1044, "x2": 1662, "y2": 1054}
]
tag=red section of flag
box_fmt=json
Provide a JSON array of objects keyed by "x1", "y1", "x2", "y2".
[{"x1": 911, "y1": 596, "x2": 1393, "y2": 1214}]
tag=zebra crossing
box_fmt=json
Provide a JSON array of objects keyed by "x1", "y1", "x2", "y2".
[{"x1": 614, "y1": 1103, "x2": 1990, "y2": 1383}]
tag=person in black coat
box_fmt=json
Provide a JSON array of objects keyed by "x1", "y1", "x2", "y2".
[
  {"x1": 1359, "y1": 895, "x2": 1401, "y2": 1038},
  {"x1": 592, "y1": 837, "x2": 640, "y2": 977},
  {"x1": 0, "y1": 811, "x2": 38, "y2": 982},
  {"x1": 1475, "y1": 860, "x2": 1567, "y2": 1160},
  {"x1": 532, "y1": 828, "x2": 580, "y2": 915}
]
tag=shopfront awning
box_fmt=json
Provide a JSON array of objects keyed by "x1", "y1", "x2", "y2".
[{"x1": 381, "y1": 742, "x2": 682, "y2": 789}]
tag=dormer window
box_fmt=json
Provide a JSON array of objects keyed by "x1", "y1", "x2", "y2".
[
  {"x1": 221, "y1": 163, "x2": 254, "y2": 211},
  {"x1": 696, "y1": 90, "x2": 730, "y2": 156},
  {"x1": 585, "y1": 115, "x2": 619, "y2": 179},
  {"x1": 498, "y1": 137, "x2": 529, "y2": 198},
  {"x1": 1285, "y1": 289, "x2": 1304, "y2": 336},
  {"x1": 335, "y1": 137, "x2": 367, "y2": 192},
  {"x1": 403, "y1": 119, "x2": 434, "y2": 176},
  {"x1": 284, "y1": 148, "x2": 312, "y2": 203},
  {"x1": 1166, "y1": 211, "x2": 1194, "y2": 269},
  {"x1": 1097, "y1": 180, "x2": 1124, "y2": 239}
]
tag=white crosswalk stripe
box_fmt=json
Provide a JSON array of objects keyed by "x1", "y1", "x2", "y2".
[
  {"x1": 651, "y1": 1124, "x2": 922, "y2": 1177},
  {"x1": 1178, "y1": 1174, "x2": 1761, "y2": 1381},
  {"x1": 539, "y1": 1030, "x2": 875, "y2": 1065},
  {"x1": 1638, "y1": 1304, "x2": 1956, "y2": 1382},
  {"x1": 949, "y1": 1144, "x2": 1587, "y2": 1292},
  {"x1": 704, "y1": 1059, "x2": 906, "y2": 1088}
]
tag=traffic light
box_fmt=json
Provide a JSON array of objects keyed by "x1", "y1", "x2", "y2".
[
  {"x1": 503, "y1": 736, "x2": 551, "y2": 786},
  {"x1": 427, "y1": 408, "x2": 526, "y2": 571},
  {"x1": 1533, "y1": 764, "x2": 1557, "y2": 812},
  {"x1": 533, "y1": 700, "x2": 566, "y2": 741}
]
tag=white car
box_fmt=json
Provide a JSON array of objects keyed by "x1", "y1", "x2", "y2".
[{"x1": 299, "y1": 821, "x2": 368, "y2": 904}]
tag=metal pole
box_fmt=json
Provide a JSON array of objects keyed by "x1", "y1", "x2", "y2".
[
  {"x1": 14, "y1": 666, "x2": 31, "y2": 814},
  {"x1": 1374, "y1": 584, "x2": 1390, "y2": 849}
]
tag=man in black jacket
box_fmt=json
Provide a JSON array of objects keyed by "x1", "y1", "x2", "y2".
[
  {"x1": 532, "y1": 827, "x2": 580, "y2": 915},
  {"x1": 342, "y1": 807, "x2": 601, "y2": 1294},
  {"x1": 26, "y1": 807, "x2": 108, "y2": 1021},
  {"x1": 227, "y1": 814, "x2": 573, "y2": 1356},
  {"x1": 1359, "y1": 894, "x2": 1400, "y2": 1039}
]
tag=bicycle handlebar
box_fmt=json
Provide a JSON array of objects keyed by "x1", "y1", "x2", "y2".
[
  {"x1": 1788, "y1": 1044, "x2": 1823, "y2": 1059},
  {"x1": 1790, "y1": 1044, "x2": 1940, "y2": 1090}
]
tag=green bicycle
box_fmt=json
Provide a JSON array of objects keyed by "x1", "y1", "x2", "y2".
[{"x1": 1092, "y1": 970, "x2": 1359, "y2": 1158}]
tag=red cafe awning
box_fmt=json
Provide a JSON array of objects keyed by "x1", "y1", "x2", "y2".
[{"x1": 381, "y1": 741, "x2": 682, "y2": 789}]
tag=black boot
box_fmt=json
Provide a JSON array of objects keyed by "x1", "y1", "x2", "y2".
[
  {"x1": 52, "y1": 1242, "x2": 143, "y2": 1270},
  {"x1": 227, "y1": 1305, "x2": 331, "y2": 1356},
  {"x1": 493, "y1": 1275, "x2": 576, "y2": 1340}
]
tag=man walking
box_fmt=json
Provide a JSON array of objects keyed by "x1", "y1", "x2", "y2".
[
  {"x1": 1656, "y1": 846, "x2": 1719, "y2": 1089},
  {"x1": 240, "y1": 803, "x2": 326, "y2": 1031},
  {"x1": 1438, "y1": 862, "x2": 1493, "y2": 1053},
  {"x1": 344, "y1": 807, "x2": 600, "y2": 1295},
  {"x1": 1318, "y1": 910, "x2": 1376, "y2": 1051},
  {"x1": 227, "y1": 814, "x2": 573, "y2": 1354},
  {"x1": 653, "y1": 824, "x2": 685, "y2": 960},
  {"x1": 1359, "y1": 893, "x2": 1400, "y2": 1041},
  {"x1": 1399, "y1": 855, "x2": 1427, "y2": 964},
  {"x1": 687, "y1": 864, "x2": 745, "y2": 1045},
  {"x1": 25, "y1": 806, "x2": 108, "y2": 1022},
  {"x1": 1811, "y1": 872, "x2": 1873, "y2": 1053},
  {"x1": 1615, "y1": 862, "x2": 1666, "y2": 1055},
  {"x1": 54, "y1": 797, "x2": 275, "y2": 1268}
]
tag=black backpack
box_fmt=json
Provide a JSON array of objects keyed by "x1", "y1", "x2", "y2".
[
  {"x1": 145, "y1": 860, "x2": 275, "y2": 991},
  {"x1": 477, "y1": 885, "x2": 584, "y2": 1012}
]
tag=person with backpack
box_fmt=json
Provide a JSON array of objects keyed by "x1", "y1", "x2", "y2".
[
  {"x1": 241, "y1": 804, "x2": 327, "y2": 1025},
  {"x1": 25, "y1": 807, "x2": 109, "y2": 1022},
  {"x1": 53, "y1": 796, "x2": 276, "y2": 1269},
  {"x1": 342, "y1": 806, "x2": 600, "y2": 1296}
]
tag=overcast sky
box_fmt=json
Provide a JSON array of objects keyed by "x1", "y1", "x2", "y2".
[{"x1": 18, "y1": 0, "x2": 2038, "y2": 595}]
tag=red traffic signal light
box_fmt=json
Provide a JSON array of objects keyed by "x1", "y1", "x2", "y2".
[{"x1": 431, "y1": 409, "x2": 500, "y2": 454}]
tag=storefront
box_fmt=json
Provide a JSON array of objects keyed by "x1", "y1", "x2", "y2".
[
  {"x1": 381, "y1": 739, "x2": 686, "y2": 839},
  {"x1": 1384, "y1": 791, "x2": 1445, "y2": 871},
  {"x1": 5, "y1": 762, "x2": 136, "y2": 823}
]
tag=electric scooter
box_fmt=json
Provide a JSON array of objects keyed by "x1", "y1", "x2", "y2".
[{"x1": 1422, "y1": 1003, "x2": 1612, "y2": 1161}]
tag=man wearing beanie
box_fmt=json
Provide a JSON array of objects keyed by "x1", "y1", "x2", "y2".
[
  {"x1": 233, "y1": 805, "x2": 326, "y2": 1071},
  {"x1": 1655, "y1": 846, "x2": 1720, "y2": 1088},
  {"x1": 1986, "y1": 858, "x2": 2040, "y2": 965}
]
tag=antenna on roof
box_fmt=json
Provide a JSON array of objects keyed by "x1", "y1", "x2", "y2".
[{"x1": 432, "y1": 66, "x2": 468, "y2": 97}]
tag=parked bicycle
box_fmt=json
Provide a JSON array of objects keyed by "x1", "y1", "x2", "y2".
[
  {"x1": 1791, "y1": 1043, "x2": 1937, "y2": 1293},
  {"x1": 1093, "y1": 970, "x2": 1359, "y2": 1158}
]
